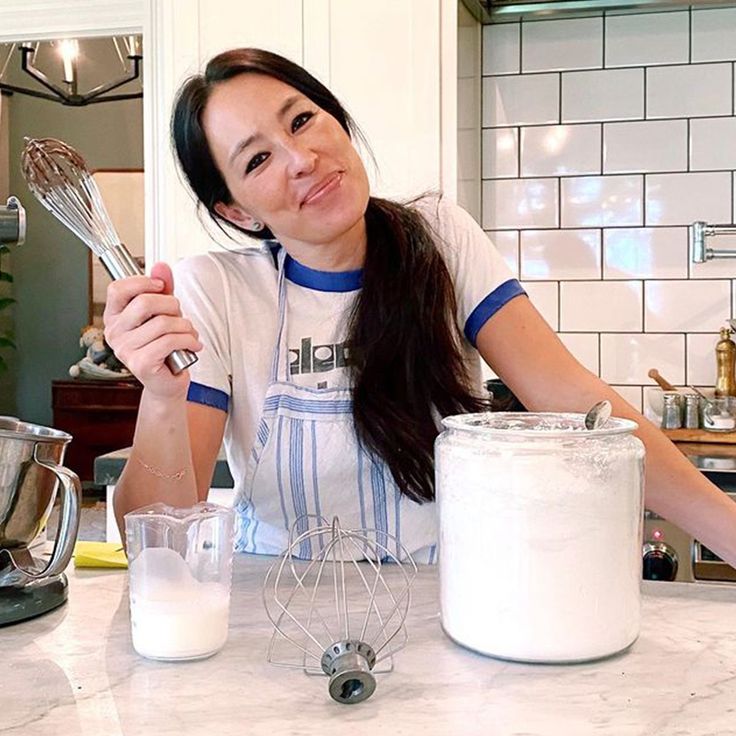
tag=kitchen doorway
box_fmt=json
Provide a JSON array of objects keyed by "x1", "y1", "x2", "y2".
[{"x1": 0, "y1": 33, "x2": 143, "y2": 427}]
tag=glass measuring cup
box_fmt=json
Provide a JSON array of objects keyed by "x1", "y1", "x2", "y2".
[{"x1": 124, "y1": 502, "x2": 235, "y2": 661}]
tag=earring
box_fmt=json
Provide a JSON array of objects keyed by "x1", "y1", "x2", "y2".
[{"x1": 250, "y1": 221, "x2": 264, "y2": 232}]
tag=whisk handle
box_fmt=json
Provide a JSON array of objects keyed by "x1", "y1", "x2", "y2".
[
  {"x1": 165, "y1": 349, "x2": 198, "y2": 375},
  {"x1": 99, "y1": 244, "x2": 199, "y2": 375}
]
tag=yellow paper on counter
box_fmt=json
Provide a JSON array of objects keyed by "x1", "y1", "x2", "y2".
[{"x1": 73, "y1": 541, "x2": 128, "y2": 569}]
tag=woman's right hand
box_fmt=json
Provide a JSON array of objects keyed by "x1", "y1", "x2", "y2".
[{"x1": 103, "y1": 261, "x2": 203, "y2": 400}]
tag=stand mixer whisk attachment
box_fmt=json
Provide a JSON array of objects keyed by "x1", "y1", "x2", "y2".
[
  {"x1": 20, "y1": 137, "x2": 197, "y2": 375},
  {"x1": 262, "y1": 516, "x2": 417, "y2": 705}
]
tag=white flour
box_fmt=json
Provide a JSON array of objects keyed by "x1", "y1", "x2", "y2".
[
  {"x1": 437, "y1": 414, "x2": 644, "y2": 663},
  {"x1": 129, "y1": 547, "x2": 231, "y2": 660}
]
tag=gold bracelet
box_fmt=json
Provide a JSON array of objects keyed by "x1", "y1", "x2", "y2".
[{"x1": 135, "y1": 456, "x2": 186, "y2": 481}]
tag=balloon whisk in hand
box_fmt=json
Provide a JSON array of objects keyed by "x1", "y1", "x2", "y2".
[{"x1": 20, "y1": 137, "x2": 197, "y2": 375}]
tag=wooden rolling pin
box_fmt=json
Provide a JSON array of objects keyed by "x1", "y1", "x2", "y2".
[{"x1": 648, "y1": 368, "x2": 678, "y2": 391}]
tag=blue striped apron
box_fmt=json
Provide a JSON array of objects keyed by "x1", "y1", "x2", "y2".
[{"x1": 233, "y1": 250, "x2": 438, "y2": 563}]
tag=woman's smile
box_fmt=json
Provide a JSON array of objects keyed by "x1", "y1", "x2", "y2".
[{"x1": 301, "y1": 171, "x2": 344, "y2": 208}]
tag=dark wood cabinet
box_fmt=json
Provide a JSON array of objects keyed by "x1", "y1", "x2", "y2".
[{"x1": 52, "y1": 379, "x2": 143, "y2": 483}]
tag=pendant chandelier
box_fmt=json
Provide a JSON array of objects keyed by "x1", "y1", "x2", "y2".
[{"x1": 0, "y1": 36, "x2": 142, "y2": 107}]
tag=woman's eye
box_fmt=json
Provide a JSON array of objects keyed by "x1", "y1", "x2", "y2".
[
  {"x1": 246, "y1": 152, "x2": 268, "y2": 174},
  {"x1": 244, "y1": 112, "x2": 314, "y2": 174},
  {"x1": 292, "y1": 111, "x2": 314, "y2": 132}
]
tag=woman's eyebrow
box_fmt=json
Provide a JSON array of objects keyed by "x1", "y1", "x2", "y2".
[{"x1": 228, "y1": 94, "x2": 303, "y2": 166}]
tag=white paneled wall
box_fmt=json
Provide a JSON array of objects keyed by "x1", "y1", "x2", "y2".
[{"x1": 481, "y1": 7, "x2": 736, "y2": 413}]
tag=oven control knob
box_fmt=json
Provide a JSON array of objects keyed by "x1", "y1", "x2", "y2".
[{"x1": 642, "y1": 541, "x2": 679, "y2": 581}]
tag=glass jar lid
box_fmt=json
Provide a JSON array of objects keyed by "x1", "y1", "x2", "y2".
[{"x1": 441, "y1": 412, "x2": 638, "y2": 439}]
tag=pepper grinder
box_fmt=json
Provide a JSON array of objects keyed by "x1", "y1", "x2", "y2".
[{"x1": 715, "y1": 326, "x2": 736, "y2": 397}]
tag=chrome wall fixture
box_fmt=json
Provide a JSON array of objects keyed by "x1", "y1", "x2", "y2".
[
  {"x1": 0, "y1": 36, "x2": 142, "y2": 106},
  {"x1": 690, "y1": 221, "x2": 736, "y2": 263}
]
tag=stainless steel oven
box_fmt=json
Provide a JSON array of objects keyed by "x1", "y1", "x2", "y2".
[{"x1": 643, "y1": 457, "x2": 736, "y2": 583}]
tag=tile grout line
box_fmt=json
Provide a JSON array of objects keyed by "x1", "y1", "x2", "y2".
[
  {"x1": 482, "y1": 169, "x2": 736, "y2": 182},
  {"x1": 643, "y1": 65, "x2": 648, "y2": 120},
  {"x1": 482, "y1": 113, "x2": 736, "y2": 131},
  {"x1": 482, "y1": 59, "x2": 733, "y2": 79}
]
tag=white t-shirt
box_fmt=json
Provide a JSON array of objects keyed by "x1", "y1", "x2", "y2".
[{"x1": 174, "y1": 195, "x2": 525, "y2": 508}]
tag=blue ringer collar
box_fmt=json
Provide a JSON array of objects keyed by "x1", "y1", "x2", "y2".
[{"x1": 284, "y1": 253, "x2": 363, "y2": 293}]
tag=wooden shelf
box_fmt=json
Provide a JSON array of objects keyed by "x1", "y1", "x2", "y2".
[{"x1": 662, "y1": 427, "x2": 736, "y2": 445}]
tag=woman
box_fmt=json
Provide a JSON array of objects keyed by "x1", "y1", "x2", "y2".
[{"x1": 104, "y1": 48, "x2": 736, "y2": 566}]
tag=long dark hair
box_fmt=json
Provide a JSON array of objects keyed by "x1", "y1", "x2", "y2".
[{"x1": 172, "y1": 48, "x2": 489, "y2": 503}]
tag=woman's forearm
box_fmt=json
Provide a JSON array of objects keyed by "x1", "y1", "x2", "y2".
[
  {"x1": 535, "y1": 376, "x2": 736, "y2": 570},
  {"x1": 113, "y1": 388, "x2": 198, "y2": 539},
  {"x1": 611, "y1": 393, "x2": 736, "y2": 569}
]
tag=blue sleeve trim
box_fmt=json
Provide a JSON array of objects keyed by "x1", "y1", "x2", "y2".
[
  {"x1": 464, "y1": 279, "x2": 527, "y2": 347},
  {"x1": 187, "y1": 381, "x2": 229, "y2": 412}
]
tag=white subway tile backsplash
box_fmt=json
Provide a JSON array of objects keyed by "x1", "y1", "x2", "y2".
[
  {"x1": 560, "y1": 281, "x2": 642, "y2": 332},
  {"x1": 482, "y1": 178, "x2": 559, "y2": 229},
  {"x1": 646, "y1": 63, "x2": 732, "y2": 119},
  {"x1": 482, "y1": 75, "x2": 559, "y2": 127},
  {"x1": 479, "y1": 8, "x2": 736, "y2": 395},
  {"x1": 611, "y1": 385, "x2": 643, "y2": 412},
  {"x1": 521, "y1": 124, "x2": 601, "y2": 177},
  {"x1": 690, "y1": 117, "x2": 736, "y2": 172},
  {"x1": 690, "y1": 235, "x2": 736, "y2": 279},
  {"x1": 603, "y1": 120, "x2": 687, "y2": 174},
  {"x1": 600, "y1": 333, "x2": 685, "y2": 385},
  {"x1": 645, "y1": 172, "x2": 732, "y2": 226},
  {"x1": 482, "y1": 128, "x2": 518, "y2": 179},
  {"x1": 522, "y1": 281, "x2": 559, "y2": 329},
  {"x1": 645, "y1": 279, "x2": 731, "y2": 332},
  {"x1": 483, "y1": 22, "x2": 520, "y2": 75},
  {"x1": 603, "y1": 227, "x2": 688, "y2": 280},
  {"x1": 521, "y1": 17, "x2": 603, "y2": 73},
  {"x1": 687, "y1": 333, "x2": 718, "y2": 386},
  {"x1": 520, "y1": 229, "x2": 601, "y2": 280},
  {"x1": 605, "y1": 11, "x2": 689, "y2": 68},
  {"x1": 561, "y1": 69, "x2": 644, "y2": 123},
  {"x1": 558, "y1": 332, "x2": 600, "y2": 374},
  {"x1": 488, "y1": 230, "x2": 520, "y2": 277},
  {"x1": 561, "y1": 175, "x2": 643, "y2": 228},
  {"x1": 691, "y1": 8, "x2": 736, "y2": 63}
]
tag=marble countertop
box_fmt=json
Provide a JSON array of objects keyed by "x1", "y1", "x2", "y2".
[{"x1": 3, "y1": 557, "x2": 736, "y2": 736}]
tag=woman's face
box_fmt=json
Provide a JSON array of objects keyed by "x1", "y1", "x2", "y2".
[{"x1": 202, "y1": 73, "x2": 370, "y2": 247}]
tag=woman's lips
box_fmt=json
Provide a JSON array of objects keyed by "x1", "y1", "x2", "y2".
[{"x1": 301, "y1": 172, "x2": 343, "y2": 207}]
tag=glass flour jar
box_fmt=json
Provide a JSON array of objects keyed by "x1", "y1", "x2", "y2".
[{"x1": 435, "y1": 412, "x2": 645, "y2": 664}]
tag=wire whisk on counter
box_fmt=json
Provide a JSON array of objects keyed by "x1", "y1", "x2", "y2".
[{"x1": 262, "y1": 516, "x2": 417, "y2": 705}]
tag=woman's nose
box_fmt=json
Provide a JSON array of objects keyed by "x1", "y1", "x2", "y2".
[{"x1": 284, "y1": 140, "x2": 317, "y2": 178}]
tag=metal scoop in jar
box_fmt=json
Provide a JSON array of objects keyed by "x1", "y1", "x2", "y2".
[{"x1": 585, "y1": 400, "x2": 612, "y2": 430}]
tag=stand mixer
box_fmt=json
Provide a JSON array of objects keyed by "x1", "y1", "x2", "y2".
[
  {"x1": 0, "y1": 195, "x2": 25, "y2": 246},
  {"x1": 0, "y1": 417, "x2": 81, "y2": 625},
  {"x1": 1, "y1": 197, "x2": 82, "y2": 625}
]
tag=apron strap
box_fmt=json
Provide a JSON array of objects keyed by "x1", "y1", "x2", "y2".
[{"x1": 270, "y1": 248, "x2": 291, "y2": 383}]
